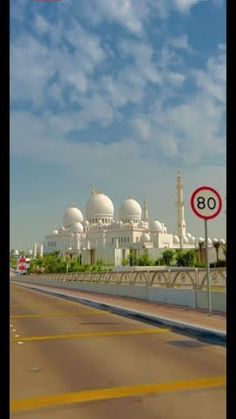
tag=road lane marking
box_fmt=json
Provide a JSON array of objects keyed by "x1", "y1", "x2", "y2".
[
  {"x1": 11, "y1": 328, "x2": 169, "y2": 343},
  {"x1": 11, "y1": 310, "x2": 104, "y2": 319},
  {"x1": 10, "y1": 302, "x2": 78, "y2": 307},
  {"x1": 11, "y1": 375, "x2": 225, "y2": 413}
]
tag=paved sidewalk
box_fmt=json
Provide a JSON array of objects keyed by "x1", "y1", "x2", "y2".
[{"x1": 14, "y1": 281, "x2": 226, "y2": 334}]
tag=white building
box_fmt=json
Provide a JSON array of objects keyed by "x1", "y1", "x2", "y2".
[{"x1": 42, "y1": 172, "x2": 208, "y2": 266}]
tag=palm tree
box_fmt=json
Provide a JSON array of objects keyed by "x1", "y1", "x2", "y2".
[
  {"x1": 213, "y1": 239, "x2": 220, "y2": 264},
  {"x1": 198, "y1": 237, "x2": 205, "y2": 263}
]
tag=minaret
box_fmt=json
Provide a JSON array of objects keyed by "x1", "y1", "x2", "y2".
[
  {"x1": 34, "y1": 243, "x2": 37, "y2": 259},
  {"x1": 143, "y1": 198, "x2": 149, "y2": 223},
  {"x1": 176, "y1": 170, "x2": 186, "y2": 249},
  {"x1": 40, "y1": 244, "x2": 44, "y2": 257}
]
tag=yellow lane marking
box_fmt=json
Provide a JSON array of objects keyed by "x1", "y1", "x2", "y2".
[
  {"x1": 10, "y1": 301, "x2": 78, "y2": 307},
  {"x1": 11, "y1": 375, "x2": 225, "y2": 413},
  {"x1": 11, "y1": 328, "x2": 168, "y2": 343},
  {"x1": 11, "y1": 310, "x2": 104, "y2": 319}
]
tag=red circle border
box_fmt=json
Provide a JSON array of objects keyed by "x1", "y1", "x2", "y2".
[{"x1": 190, "y1": 186, "x2": 222, "y2": 220}]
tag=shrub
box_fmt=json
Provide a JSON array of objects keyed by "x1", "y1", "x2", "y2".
[
  {"x1": 176, "y1": 250, "x2": 196, "y2": 267},
  {"x1": 161, "y1": 250, "x2": 175, "y2": 266}
]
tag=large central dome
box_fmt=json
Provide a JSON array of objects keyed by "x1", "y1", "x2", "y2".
[{"x1": 86, "y1": 190, "x2": 114, "y2": 223}]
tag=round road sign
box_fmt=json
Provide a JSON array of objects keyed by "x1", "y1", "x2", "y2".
[{"x1": 190, "y1": 186, "x2": 222, "y2": 220}]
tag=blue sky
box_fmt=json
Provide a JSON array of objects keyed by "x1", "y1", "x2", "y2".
[{"x1": 10, "y1": 0, "x2": 226, "y2": 250}]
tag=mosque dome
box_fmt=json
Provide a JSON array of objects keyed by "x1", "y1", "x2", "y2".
[
  {"x1": 63, "y1": 206, "x2": 83, "y2": 228},
  {"x1": 173, "y1": 235, "x2": 180, "y2": 243},
  {"x1": 191, "y1": 236, "x2": 196, "y2": 243},
  {"x1": 183, "y1": 236, "x2": 188, "y2": 243},
  {"x1": 71, "y1": 222, "x2": 84, "y2": 233},
  {"x1": 150, "y1": 220, "x2": 163, "y2": 233},
  {"x1": 140, "y1": 233, "x2": 151, "y2": 242},
  {"x1": 119, "y1": 198, "x2": 142, "y2": 222},
  {"x1": 220, "y1": 238, "x2": 225, "y2": 244},
  {"x1": 59, "y1": 226, "x2": 66, "y2": 232},
  {"x1": 186, "y1": 233, "x2": 192, "y2": 239},
  {"x1": 198, "y1": 237, "x2": 204, "y2": 243},
  {"x1": 53, "y1": 229, "x2": 59, "y2": 235},
  {"x1": 86, "y1": 189, "x2": 114, "y2": 223}
]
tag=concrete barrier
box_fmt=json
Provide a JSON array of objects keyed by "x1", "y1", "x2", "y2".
[
  {"x1": 117, "y1": 284, "x2": 148, "y2": 300},
  {"x1": 147, "y1": 287, "x2": 197, "y2": 308},
  {"x1": 197, "y1": 290, "x2": 226, "y2": 312}
]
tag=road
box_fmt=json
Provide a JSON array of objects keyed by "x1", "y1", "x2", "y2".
[{"x1": 10, "y1": 283, "x2": 226, "y2": 419}]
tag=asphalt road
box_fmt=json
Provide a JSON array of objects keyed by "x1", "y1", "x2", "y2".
[{"x1": 10, "y1": 283, "x2": 226, "y2": 419}]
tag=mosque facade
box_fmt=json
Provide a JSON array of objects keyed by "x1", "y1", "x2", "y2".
[{"x1": 42, "y1": 172, "x2": 206, "y2": 266}]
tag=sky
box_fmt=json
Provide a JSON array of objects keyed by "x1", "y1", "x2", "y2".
[{"x1": 10, "y1": 0, "x2": 226, "y2": 250}]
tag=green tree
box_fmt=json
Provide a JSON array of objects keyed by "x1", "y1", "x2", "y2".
[
  {"x1": 137, "y1": 254, "x2": 153, "y2": 266},
  {"x1": 176, "y1": 250, "x2": 196, "y2": 267},
  {"x1": 161, "y1": 250, "x2": 175, "y2": 266}
]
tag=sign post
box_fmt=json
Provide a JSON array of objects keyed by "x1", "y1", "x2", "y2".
[{"x1": 190, "y1": 186, "x2": 222, "y2": 314}]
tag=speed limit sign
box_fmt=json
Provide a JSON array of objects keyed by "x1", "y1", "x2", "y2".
[
  {"x1": 190, "y1": 186, "x2": 222, "y2": 314},
  {"x1": 190, "y1": 186, "x2": 222, "y2": 220}
]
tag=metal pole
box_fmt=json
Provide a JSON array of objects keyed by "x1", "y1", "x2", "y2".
[{"x1": 204, "y1": 219, "x2": 212, "y2": 314}]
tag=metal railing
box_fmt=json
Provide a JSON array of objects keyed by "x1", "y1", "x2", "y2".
[{"x1": 19, "y1": 268, "x2": 226, "y2": 291}]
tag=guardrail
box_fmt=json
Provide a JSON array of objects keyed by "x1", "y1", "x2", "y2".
[{"x1": 17, "y1": 268, "x2": 226, "y2": 290}]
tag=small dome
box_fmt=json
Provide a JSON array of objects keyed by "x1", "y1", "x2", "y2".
[
  {"x1": 208, "y1": 238, "x2": 212, "y2": 245},
  {"x1": 213, "y1": 238, "x2": 219, "y2": 243},
  {"x1": 119, "y1": 198, "x2": 142, "y2": 222},
  {"x1": 86, "y1": 190, "x2": 114, "y2": 222},
  {"x1": 14, "y1": 250, "x2": 19, "y2": 256},
  {"x1": 173, "y1": 235, "x2": 180, "y2": 243},
  {"x1": 71, "y1": 222, "x2": 84, "y2": 233},
  {"x1": 53, "y1": 229, "x2": 59, "y2": 235},
  {"x1": 28, "y1": 249, "x2": 33, "y2": 255},
  {"x1": 220, "y1": 238, "x2": 225, "y2": 244},
  {"x1": 85, "y1": 220, "x2": 89, "y2": 226},
  {"x1": 198, "y1": 237, "x2": 204, "y2": 243},
  {"x1": 150, "y1": 220, "x2": 163, "y2": 233},
  {"x1": 140, "y1": 233, "x2": 151, "y2": 242},
  {"x1": 183, "y1": 236, "x2": 188, "y2": 243},
  {"x1": 191, "y1": 236, "x2": 196, "y2": 243},
  {"x1": 60, "y1": 226, "x2": 65, "y2": 232},
  {"x1": 187, "y1": 233, "x2": 192, "y2": 239},
  {"x1": 63, "y1": 206, "x2": 83, "y2": 228}
]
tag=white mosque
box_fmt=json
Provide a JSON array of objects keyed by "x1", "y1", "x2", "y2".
[{"x1": 40, "y1": 171, "x2": 211, "y2": 266}]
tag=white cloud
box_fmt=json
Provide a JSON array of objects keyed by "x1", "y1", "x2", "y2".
[
  {"x1": 81, "y1": 0, "x2": 148, "y2": 34},
  {"x1": 167, "y1": 34, "x2": 190, "y2": 50},
  {"x1": 173, "y1": 0, "x2": 206, "y2": 13}
]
